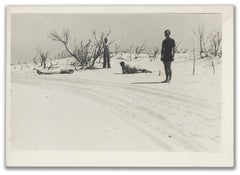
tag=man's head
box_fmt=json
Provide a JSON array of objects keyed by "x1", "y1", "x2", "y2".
[
  {"x1": 104, "y1": 37, "x2": 108, "y2": 43},
  {"x1": 120, "y1": 61, "x2": 125, "y2": 67},
  {"x1": 120, "y1": 61, "x2": 125, "y2": 74},
  {"x1": 164, "y1": 29, "x2": 171, "y2": 38}
]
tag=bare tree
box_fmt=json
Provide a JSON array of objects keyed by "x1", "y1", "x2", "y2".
[
  {"x1": 174, "y1": 41, "x2": 189, "y2": 54},
  {"x1": 47, "y1": 61, "x2": 59, "y2": 70},
  {"x1": 127, "y1": 45, "x2": 134, "y2": 61},
  {"x1": 192, "y1": 25, "x2": 207, "y2": 59},
  {"x1": 134, "y1": 42, "x2": 146, "y2": 59},
  {"x1": 91, "y1": 30, "x2": 112, "y2": 67},
  {"x1": 36, "y1": 48, "x2": 49, "y2": 69},
  {"x1": 180, "y1": 48, "x2": 189, "y2": 54},
  {"x1": 192, "y1": 48, "x2": 196, "y2": 75},
  {"x1": 114, "y1": 42, "x2": 121, "y2": 55},
  {"x1": 206, "y1": 55, "x2": 216, "y2": 75},
  {"x1": 33, "y1": 56, "x2": 38, "y2": 65},
  {"x1": 75, "y1": 39, "x2": 92, "y2": 68},
  {"x1": 49, "y1": 29, "x2": 112, "y2": 69},
  {"x1": 174, "y1": 41, "x2": 181, "y2": 54},
  {"x1": 148, "y1": 47, "x2": 159, "y2": 61},
  {"x1": 48, "y1": 30, "x2": 82, "y2": 64},
  {"x1": 209, "y1": 30, "x2": 222, "y2": 57},
  {"x1": 55, "y1": 51, "x2": 70, "y2": 60},
  {"x1": 107, "y1": 42, "x2": 123, "y2": 59},
  {"x1": 23, "y1": 61, "x2": 30, "y2": 69}
]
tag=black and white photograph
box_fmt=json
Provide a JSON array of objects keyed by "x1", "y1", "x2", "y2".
[{"x1": 5, "y1": 6, "x2": 234, "y2": 167}]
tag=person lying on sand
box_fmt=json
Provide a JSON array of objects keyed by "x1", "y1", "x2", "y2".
[
  {"x1": 37, "y1": 69, "x2": 74, "y2": 75},
  {"x1": 120, "y1": 61, "x2": 152, "y2": 74}
]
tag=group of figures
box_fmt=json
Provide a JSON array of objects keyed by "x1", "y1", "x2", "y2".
[
  {"x1": 118, "y1": 29, "x2": 175, "y2": 83},
  {"x1": 37, "y1": 29, "x2": 175, "y2": 83}
]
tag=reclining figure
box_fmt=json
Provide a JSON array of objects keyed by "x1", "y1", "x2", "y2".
[
  {"x1": 37, "y1": 69, "x2": 74, "y2": 75},
  {"x1": 120, "y1": 61, "x2": 152, "y2": 74}
]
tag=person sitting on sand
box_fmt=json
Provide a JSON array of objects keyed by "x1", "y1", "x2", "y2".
[{"x1": 120, "y1": 61, "x2": 152, "y2": 74}]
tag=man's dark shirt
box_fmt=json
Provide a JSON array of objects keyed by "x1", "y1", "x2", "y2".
[
  {"x1": 103, "y1": 43, "x2": 110, "y2": 59},
  {"x1": 161, "y1": 38, "x2": 175, "y2": 61}
]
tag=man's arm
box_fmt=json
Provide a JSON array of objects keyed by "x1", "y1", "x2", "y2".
[
  {"x1": 161, "y1": 41, "x2": 164, "y2": 60},
  {"x1": 172, "y1": 39, "x2": 176, "y2": 59}
]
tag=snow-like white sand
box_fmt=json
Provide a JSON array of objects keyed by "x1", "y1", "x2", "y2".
[{"x1": 10, "y1": 54, "x2": 221, "y2": 152}]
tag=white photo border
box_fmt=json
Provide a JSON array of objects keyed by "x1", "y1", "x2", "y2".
[{"x1": 6, "y1": 5, "x2": 234, "y2": 167}]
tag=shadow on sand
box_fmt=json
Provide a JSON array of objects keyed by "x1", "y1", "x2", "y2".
[
  {"x1": 131, "y1": 82, "x2": 162, "y2": 84},
  {"x1": 114, "y1": 73, "x2": 124, "y2": 75},
  {"x1": 85, "y1": 67, "x2": 104, "y2": 70}
]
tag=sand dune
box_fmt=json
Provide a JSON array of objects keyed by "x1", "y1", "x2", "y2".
[{"x1": 10, "y1": 54, "x2": 221, "y2": 152}]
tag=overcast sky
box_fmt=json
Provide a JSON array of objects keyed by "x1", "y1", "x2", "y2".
[{"x1": 11, "y1": 13, "x2": 222, "y2": 64}]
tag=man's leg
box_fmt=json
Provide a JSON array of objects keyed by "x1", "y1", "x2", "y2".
[
  {"x1": 138, "y1": 69, "x2": 152, "y2": 73},
  {"x1": 163, "y1": 61, "x2": 168, "y2": 81},
  {"x1": 107, "y1": 56, "x2": 111, "y2": 68},
  {"x1": 168, "y1": 61, "x2": 172, "y2": 82},
  {"x1": 103, "y1": 57, "x2": 106, "y2": 68}
]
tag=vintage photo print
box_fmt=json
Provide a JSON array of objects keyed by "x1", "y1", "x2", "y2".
[{"x1": 6, "y1": 6, "x2": 234, "y2": 167}]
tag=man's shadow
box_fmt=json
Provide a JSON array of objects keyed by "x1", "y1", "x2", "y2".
[{"x1": 131, "y1": 82, "x2": 162, "y2": 84}]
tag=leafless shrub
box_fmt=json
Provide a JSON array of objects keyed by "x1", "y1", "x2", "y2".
[
  {"x1": 134, "y1": 42, "x2": 146, "y2": 59},
  {"x1": 192, "y1": 25, "x2": 208, "y2": 59},
  {"x1": 173, "y1": 41, "x2": 189, "y2": 54},
  {"x1": 24, "y1": 62, "x2": 30, "y2": 69},
  {"x1": 127, "y1": 45, "x2": 134, "y2": 61},
  {"x1": 209, "y1": 30, "x2": 222, "y2": 57},
  {"x1": 36, "y1": 47, "x2": 49, "y2": 69},
  {"x1": 113, "y1": 42, "x2": 123, "y2": 59},
  {"x1": 55, "y1": 51, "x2": 70, "y2": 60},
  {"x1": 209, "y1": 55, "x2": 216, "y2": 75},
  {"x1": 148, "y1": 47, "x2": 159, "y2": 61},
  {"x1": 192, "y1": 48, "x2": 196, "y2": 75},
  {"x1": 92, "y1": 30, "x2": 113, "y2": 66},
  {"x1": 48, "y1": 29, "x2": 82, "y2": 63},
  {"x1": 174, "y1": 41, "x2": 181, "y2": 54},
  {"x1": 33, "y1": 56, "x2": 38, "y2": 65},
  {"x1": 47, "y1": 62, "x2": 59, "y2": 70},
  {"x1": 114, "y1": 43, "x2": 121, "y2": 55},
  {"x1": 49, "y1": 29, "x2": 112, "y2": 69},
  {"x1": 180, "y1": 48, "x2": 189, "y2": 54}
]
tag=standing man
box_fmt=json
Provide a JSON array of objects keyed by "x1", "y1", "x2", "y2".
[
  {"x1": 161, "y1": 29, "x2": 175, "y2": 83},
  {"x1": 103, "y1": 37, "x2": 111, "y2": 68}
]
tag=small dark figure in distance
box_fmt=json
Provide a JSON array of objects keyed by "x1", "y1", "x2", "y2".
[
  {"x1": 161, "y1": 29, "x2": 175, "y2": 83},
  {"x1": 103, "y1": 37, "x2": 111, "y2": 68},
  {"x1": 120, "y1": 61, "x2": 152, "y2": 74},
  {"x1": 40, "y1": 52, "x2": 48, "y2": 69}
]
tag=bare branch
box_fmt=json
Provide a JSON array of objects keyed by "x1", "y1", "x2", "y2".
[{"x1": 134, "y1": 41, "x2": 146, "y2": 59}]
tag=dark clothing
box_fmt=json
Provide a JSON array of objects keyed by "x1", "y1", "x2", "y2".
[
  {"x1": 163, "y1": 61, "x2": 172, "y2": 71},
  {"x1": 120, "y1": 62, "x2": 152, "y2": 74},
  {"x1": 161, "y1": 37, "x2": 175, "y2": 82},
  {"x1": 103, "y1": 43, "x2": 110, "y2": 68},
  {"x1": 123, "y1": 65, "x2": 138, "y2": 74},
  {"x1": 161, "y1": 38, "x2": 175, "y2": 61}
]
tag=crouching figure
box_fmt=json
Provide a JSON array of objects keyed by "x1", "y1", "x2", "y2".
[{"x1": 120, "y1": 61, "x2": 152, "y2": 74}]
